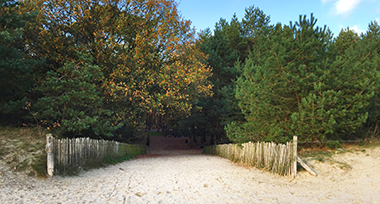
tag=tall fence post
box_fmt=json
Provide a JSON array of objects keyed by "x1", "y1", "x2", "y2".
[
  {"x1": 292, "y1": 136, "x2": 298, "y2": 178},
  {"x1": 46, "y1": 133, "x2": 54, "y2": 176}
]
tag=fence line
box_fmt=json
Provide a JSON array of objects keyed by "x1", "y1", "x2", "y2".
[
  {"x1": 204, "y1": 136, "x2": 298, "y2": 177},
  {"x1": 46, "y1": 134, "x2": 146, "y2": 176}
]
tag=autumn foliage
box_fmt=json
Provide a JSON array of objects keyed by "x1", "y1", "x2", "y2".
[{"x1": 12, "y1": 0, "x2": 212, "y2": 138}]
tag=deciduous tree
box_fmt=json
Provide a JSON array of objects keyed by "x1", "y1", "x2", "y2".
[{"x1": 21, "y1": 0, "x2": 212, "y2": 138}]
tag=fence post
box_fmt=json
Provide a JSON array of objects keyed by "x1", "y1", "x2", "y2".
[
  {"x1": 46, "y1": 134, "x2": 54, "y2": 176},
  {"x1": 292, "y1": 136, "x2": 298, "y2": 178}
]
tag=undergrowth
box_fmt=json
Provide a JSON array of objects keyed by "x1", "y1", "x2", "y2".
[{"x1": 149, "y1": 131, "x2": 164, "y2": 136}]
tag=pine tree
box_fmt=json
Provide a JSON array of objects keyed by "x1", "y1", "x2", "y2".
[
  {"x1": 0, "y1": 0, "x2": 43, "y2": 125},
  {"x1": 34, "y1": 54, "x2": 119, "y2": 137},
  {"x1": 183, "y1": 5, "x2": 270, "y2": 144},
  {"x1": 228, "y1": 14, "x2": 379, "y2": 143},
  {"x1": 358, "y1": 21, "x2": 380, "y2": 138},
  {"x1": 193, "y1": 26, "x2": 241, "y2": 143},
  {"x1": 335, "y1": 27, "x2": 360, "y2": 55}
]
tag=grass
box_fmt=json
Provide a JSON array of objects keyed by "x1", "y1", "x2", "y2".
[
  {"x1": 49, "y1": 142, "x2": 146, "y2": 176},
  {"x1": 149, "y1": 131, "x2": 164, "y2": 136},
  {"x1": 54, "y1": 140, "x2": 146, "y2": 175},
  {"x1": 298, "y1": 148, "x2": 350, "y2": 171},
  {"x1": 57, "y1": 153, "x2": 142, "y2": 176},
  {"x1": 0, "y1": 127, "x2": 48, "y2": 178},
  {"x1": 30, "y1": 154, "x2": 48, "y2": 177},
  {"x1": 298, "y1": 141, "x2": 380, "y2": 171}
]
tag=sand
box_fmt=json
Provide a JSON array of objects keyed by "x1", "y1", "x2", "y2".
[{"x1": 0, "y1": 136, "x2": 379, "y2": 204}]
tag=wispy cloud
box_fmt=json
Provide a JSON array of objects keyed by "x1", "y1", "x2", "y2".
[
  {"x1": 335, "y1": 0, "x2": 362, "y2": 15},
  {"x1": 338, "y1": 24, "x2": 366, "y2": 34},
  {"x1": 351, "y1": 25, "x2": 366, "y2": 34},
  {"x1": 321, "y1": 0, "x2": 363, "y2": 16}
]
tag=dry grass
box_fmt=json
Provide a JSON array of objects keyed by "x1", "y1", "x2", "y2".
[
  {"x1": 0, "y1": 127, "x2": 48, "y2": 178},
  {"x1": 298, "y1": 141, "x2": 380, "y2": 172}
]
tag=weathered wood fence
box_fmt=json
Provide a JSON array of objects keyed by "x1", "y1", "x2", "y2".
[
  {"x1": 204, "y1": 136, "x2": 299, "y2": 177},
  {"x1": 46, "y1": 134, "x2": 146, "y2": 176}
]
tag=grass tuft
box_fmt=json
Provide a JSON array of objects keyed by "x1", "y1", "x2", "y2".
[{"x1": 31, "y1": 154, "x2": 48, "y2": 178}]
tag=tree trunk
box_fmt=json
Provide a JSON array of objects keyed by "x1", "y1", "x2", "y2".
[
  {"x1": 201, "y1": 129, "x2": 206, "y2": 144},
  {"x1": 146, "y1": 135, "x2": 150, "y2": 146},
  {"x1": 210, "y1": 134, "x2": 215, "y2": 145}
]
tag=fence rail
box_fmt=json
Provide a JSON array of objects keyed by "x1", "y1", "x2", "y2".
[
  {"x1": 46, "y1": 134, "x2": 146, "y2": 175},
  {"x1": 204, "y1": 136, "x2": 298, "y2": 177}
]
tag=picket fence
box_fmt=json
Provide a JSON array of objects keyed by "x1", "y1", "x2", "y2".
[
  {"x1": 46, "y1": 134, "x2": 146, "y2": 176},
  {"x1": 204, "y1": 136, "x2": 298, "y2": 177}
]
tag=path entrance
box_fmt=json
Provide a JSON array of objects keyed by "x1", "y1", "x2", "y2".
[{"x1": 147, "y1": 135, "x2": 203, "y2": 155}]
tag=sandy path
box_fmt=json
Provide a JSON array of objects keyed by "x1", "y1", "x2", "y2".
[{"x1": 0, "y1": 136, "x2": 379, "y2": 203}]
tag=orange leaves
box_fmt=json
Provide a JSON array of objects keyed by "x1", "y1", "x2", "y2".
[{"x1": 23, "y1": 0, "x2": 212, "y2": 117}]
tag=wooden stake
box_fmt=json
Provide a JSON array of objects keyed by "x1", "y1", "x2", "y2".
[
  {"x1": 297, "y1": 156, "x2": 317, "y2": 176},
  {"x1": 292, "y1": 136, "x2": 298, "y2": 178},
  {"x1": 46, "y1": 134, "x2": 54, "y2": 176}
]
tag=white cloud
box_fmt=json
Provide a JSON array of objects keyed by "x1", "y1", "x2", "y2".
[
  {"x1": 351, "y1": 25, "x2": 366, "y2": 34},
  {"x1": 322, "y1": 0, "x2": 365, "y2": 16},
  {"x1": 335, "y1": 0, "x2": 362, "y2": 15},
  {"x1": 337, "y1": 24, "x2": 366, "y2": 34}
]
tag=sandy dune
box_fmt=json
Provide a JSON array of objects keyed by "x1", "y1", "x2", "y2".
[{"x1": 0, "y1": 136, "x2": 379, "y2": 203}]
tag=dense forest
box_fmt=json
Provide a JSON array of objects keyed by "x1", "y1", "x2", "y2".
[{"x1": 1, "y1": 0, "x2": 379, "y2": 144}]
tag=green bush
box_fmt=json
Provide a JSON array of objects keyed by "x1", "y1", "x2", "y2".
[{"x1": 325, "y1": 140, "x2": 341, "y2": 149}]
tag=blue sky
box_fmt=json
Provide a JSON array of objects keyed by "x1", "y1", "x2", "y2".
[{"x1": 176, "y1": 0, "x2": 380, "y2": 37}]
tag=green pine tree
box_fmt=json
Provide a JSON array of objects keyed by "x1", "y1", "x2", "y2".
[
  {"x1": 227, "y1": 14, "x2": 379, "y2": 143},
  {"x1": 183, "y1": 5, "x2": 270, "y2": 144},
  {"x1": 335, "y1": 27, "x2": 360, "y2": 55},
  {"x1": 358, "y1": 21, "x2": 380, "y2": 138},
  {"x1": 0, "y1": 0, "x2": 43, "y2": 125},
  {"x1": 34, "y1": 54, "x2": 120, "y2": 138}
]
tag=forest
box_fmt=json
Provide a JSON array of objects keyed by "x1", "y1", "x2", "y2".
[{"x1": 1, "y1": 0, "x2": 380, "y2": 144}]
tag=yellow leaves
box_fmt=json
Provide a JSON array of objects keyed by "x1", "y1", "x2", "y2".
[{"x1": 24, "y1": 0, "x2": 212, "y2": 115}]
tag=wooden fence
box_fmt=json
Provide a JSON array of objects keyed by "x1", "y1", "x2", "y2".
[
  {"x1": 46, "y1": 134, "x2": 146, "y2": 176},
  {"x1": 204, "y1": 136, "x2": 298, "y2": 177}
]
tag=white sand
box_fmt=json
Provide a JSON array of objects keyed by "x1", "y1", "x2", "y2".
[{"x1": 1, "y1": 140, "x2": 379, "y2": 204}]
